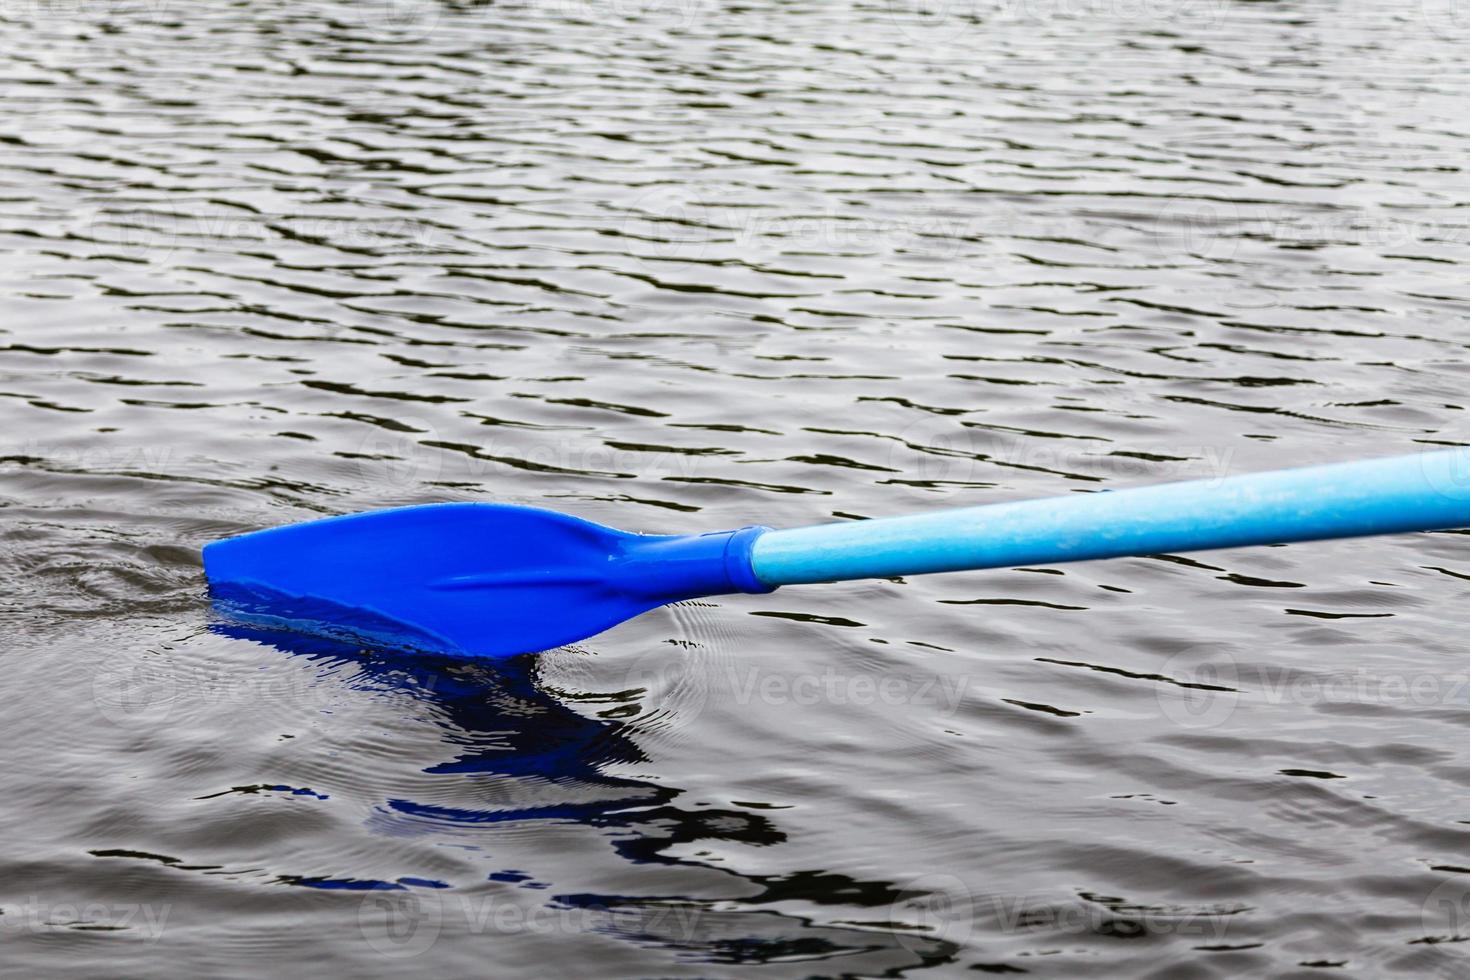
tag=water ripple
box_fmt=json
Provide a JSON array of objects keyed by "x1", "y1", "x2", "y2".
[{"x1": 5, "y1": 0, "x2": 1470, "y2": 973}]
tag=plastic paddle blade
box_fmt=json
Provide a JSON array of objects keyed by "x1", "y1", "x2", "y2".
[{"x1": 202, "y1": 503, "x2": 768, "y2": 659}]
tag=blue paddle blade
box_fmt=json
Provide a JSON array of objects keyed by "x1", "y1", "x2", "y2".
[{"x1": 202, "y1": 503, "x2": 771, "y2": 659}]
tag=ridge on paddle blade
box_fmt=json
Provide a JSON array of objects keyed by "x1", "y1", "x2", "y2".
[{"x1": 202, "y1": 503, "x2": 770, "y2": 659}]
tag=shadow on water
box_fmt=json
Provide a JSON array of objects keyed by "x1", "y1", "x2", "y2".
[{"x1": 210, "y1": 622, "x2": 959, "y2": 972}]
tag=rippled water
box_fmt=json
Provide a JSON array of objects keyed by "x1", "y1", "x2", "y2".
[{"x1": 4, "y1": 0, "x2": 1470, "y2": 974}]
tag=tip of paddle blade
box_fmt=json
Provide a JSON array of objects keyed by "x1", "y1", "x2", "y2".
[{"x1": 200, "y1": 503, "x2": 668, "y2": 659}]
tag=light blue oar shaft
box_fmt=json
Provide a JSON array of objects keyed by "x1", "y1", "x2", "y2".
[{"x1": 749, "y1": 449, "x2": 1470, "y2": 586}]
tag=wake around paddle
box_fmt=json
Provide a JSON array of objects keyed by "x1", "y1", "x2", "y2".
[{"x1": 203, "y1": 449, "x2": 1470, "y2": 659}]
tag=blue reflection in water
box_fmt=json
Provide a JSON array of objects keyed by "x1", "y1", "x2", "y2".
[{"x1": 209, "y1": 623, "x2": 946, "y2": 969}]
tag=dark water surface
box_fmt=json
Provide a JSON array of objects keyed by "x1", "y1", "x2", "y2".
[{"x1": 4, "y1": 0, "x2": 1470, "y2": 975}]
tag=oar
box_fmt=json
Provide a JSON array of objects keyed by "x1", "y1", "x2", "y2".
[{"x1": 203, "y1": 448, "x2": 1470, "y2": 658}]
